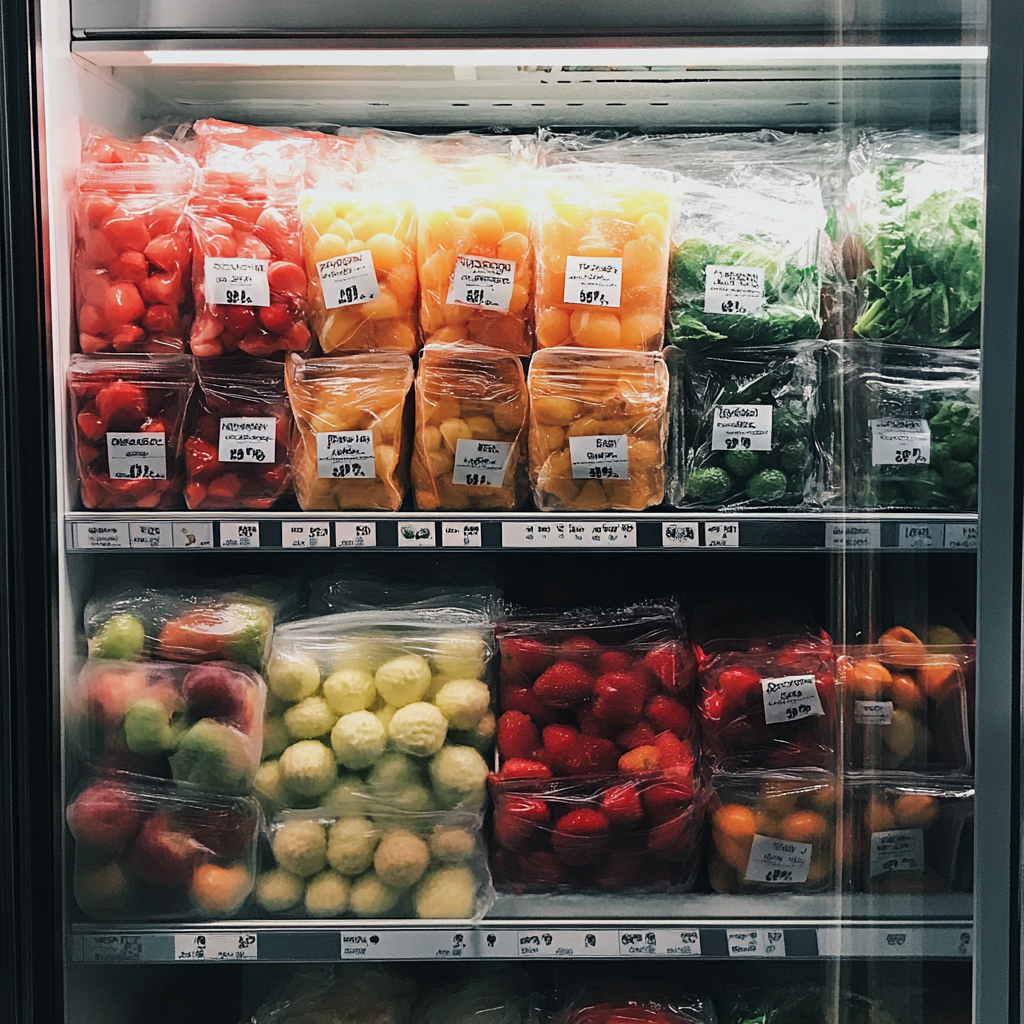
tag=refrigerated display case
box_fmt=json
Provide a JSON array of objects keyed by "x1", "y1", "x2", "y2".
[{"x1": 0, "y1": 0, "x2": 1022, "y2": 1021}]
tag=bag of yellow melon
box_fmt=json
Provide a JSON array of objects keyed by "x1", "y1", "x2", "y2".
[{"x1": 285, "y1": 352, "x2": 414, "y2": 511}]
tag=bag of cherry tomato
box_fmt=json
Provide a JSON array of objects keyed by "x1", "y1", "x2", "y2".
[
  {"x1": 183, "y1": 358, "x2": 293, "y2": 510},
  {"x1": 189, "y1": 120, "x2": 313, "y2": 359},
  {"x1": 74, "y1": 129, "x2": 196, "y2": 354},
  {"x1": 552, "y1": 987, "x2": 717, "y2": 1024},
  {"x1": 68, "y1": 354, "x2": 195, "y2": 509}
]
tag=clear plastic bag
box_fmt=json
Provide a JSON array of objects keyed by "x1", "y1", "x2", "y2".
[
  {"x1": 257, "y1": 804, "x2": 493, "y2": 920},
  {"x1": 413, "y1": 971, "x2": 539, "y2": 1024},
  {"x1": 74, "y1": 129, "x2": 196, "y2": 354},
  {"x1": 67, "y1": 353, "x2": 195, "y2": 510},
  {"x1": 534, "y1": 164, "x2": 672, "y2": 351},
  {"x1": 527, "y1": 348, "x2": 669, "y2": 511},
  {"x1": 843, "y1": 777, "x2": 974, "y2": 893},
  {"x1": 841, "y1": 341, "x2": 979, "y2": 510},
  {"x1": 846, "y1": 130, "x2": 983, "y2": 348},
  {"x1": 285, "y1": 351, "x2": 414, "y2": 511},
  {"x1": 310, "y1": 576, "x2": 501, "y2": 617},
  {"x1": 552, "y1": 986, "x2": 718, "y2": 1024},
  {"x1": 411, "y1": 343, "x2": 529, "y2": 511},
  {"x1": 666, "y1": 342, "x2": 835, "y2": 510},
  {"x1": 707, "y1": 770, "x2": 837, "y2": 894},
  {"x1": 66, "y1": 775, "x2": 260, "y2": 921},
  {"x1": 71, "y1": 659, "x2": 266, "y2": 794},
  {"x1": 183, "y1": 357, "x2": 293, "y2": 510}
]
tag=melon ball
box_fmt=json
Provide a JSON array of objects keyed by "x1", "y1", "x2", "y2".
[
  {"x1": 349, "y1": 871, "x2": 401, "y2": 918},
  {"x1": 262, "y1": 716, "x2": 291, "y2": 759},
  {"x1": 374, "y1": 830, "x2": 430, "y2": 889},
  {"x1": 368, "y1": 751, "x2": 423, "y2": 793},
  {"x1": 428, "y1": 744, "x2": 489, "y2": 809},
  {"x1": 255, "y1": 868, "x2": 304, "y2": 912},
  {"x1": 374, "y1": 654, "x2": 431, "y2": 707},
  {"x1": 388, "y1": 702, "x2": 448, "y2": 757},
  {"x1": 327, "y1": 816, "x2": 379, "y2": 876},
  {"x1": 279, "y1": 740, "x2": 337, "y2": 799},
  {"x1": 304, "y1": 869, "x2": 350, "y2": 917},
  {"x1": 375, "y1": 705, "x2": 398, "y2": 731},
  {"x1": 432, "y1": 632, "x2": 488, "y2": 681},
  {"x1": 323, "y1": 668, "x2": 377, "y2": 715},
  {"x1": 379, "y1": 783, "x2": 436, "y2": 814},
  {"x1": 413, "y1": 866, "x2": 476, "y2": 919},
  {"x1": 254, "y1": 759, "x2": 290, "y2": 807},
  {"x1": 272, "y1": 819, "x2": 327, "y2": 878},
  {"x1": 433, "y1": 678, "x2": 491, "y2": 730},
  {"x1": 284, "y1": 697, "x2": 339, "y2": 740},
  {"x1": 266, "y1": 650, "x2": 321, "y2": 703},
  {"x1": 331, "y1": 711, "x2": 387, "y2": 770},
  {"x1": 322, "y1": 777, "x2": 372, "y2": 817},
  {"x1": 429, "y1": 826, "x2": 476, "y2": 865}
]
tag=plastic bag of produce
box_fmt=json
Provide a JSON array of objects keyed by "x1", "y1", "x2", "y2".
[
  {"x1": 411, "y1": 343, "x2": 529, "y2": 511},
  {"x1": 182, "y1": 357, "x2": 293, "y2": 510},
  {"x1": 847, "y1": 130, "x2": 983, "y2": 348},
  {"x1": 666, "y1": 342, "x2": 835, "y2": 510},
  {"x1": 842, "y1": 341, "x2": 979, "y2": 510},
  {"x1": 708, "y1": 770, "x2": 837, "y2": 894},
  {"x1": 527, "y1": 348, "x2": 669, "y2": 512},
  {"x1": 188, "y1": 119, "x2": 313, "y2": 358},
  {"x1": 553, "y1": 986, "x2": 717, "y2": 1024},
  {"x1": 534, "y1": 163, "x2": 672, "y2": 351},
  {"x1": 74, "y1": 128, "x2": 196, "y2": 354},
  {"x1": 311, "y1": 575, "x2": 501, "y2": 617},
  {"x1": 843, "y1": 778, "x2": 974, "y2": 894},
  {"x1": 728, "y1": 986, "x2": 909, "y2": 1024},
  {"x1": 72, "y1": 659, "x2": 266, "y2": 794},
  {"x1": 285, "y1": 351, "x2": 414, "y2": 511},
  {"x1": 67, "y1": 353, "x2": 195, "y2": 510},
  {"x1": 413, "y1": 971, "x2": 539, "y2": 1024},
  {"x1": 255, "y1": 802, "x2": 493, "y2": 920},
  {"x1": 67, "y1": 775, "x2": 260, "y2": 921}
]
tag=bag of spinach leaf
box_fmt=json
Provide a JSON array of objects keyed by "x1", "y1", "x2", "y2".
[
  {"x1": 666, "y1": 342, "x2": 833, "y2": 510},
  {"x1": 843, "y1": 341, "x2": 979, "y2": 511},
  {"x1": 847, "y1": 130, "x2": 983, "y2": 348},
  {"x1": 667, "y1": 171, "x2": 825, "y2": 347}
]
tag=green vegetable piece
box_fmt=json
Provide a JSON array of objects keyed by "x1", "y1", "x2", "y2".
[
  {"x1": 940, "y1": 460, "x2": 976, "y2": 489},
  {"x1": 123, "y1": 695, "x2": 187, "y2": 756},
  {"x1": 88, "y1": 613, "x2": 145, "y2": 661},
  {"x1": 779, "y1": 439, "x2": 810, "y2": 472},
  {"x1": 685, "y1": 467, "x2": 732, "y2": 502},
  {"x1": 771, "y1": 407, "x2": 804, "y2": 445},
  {"x1": 169, "y1": 719, "x2": 251, "y2": 794},
  {"x1": 747, "y1": 468, "x2": 788, "y2": 502},
  {"x1": 224, "y1": 601, "x2": 275, "y2": 668},
  {"x1": 724, "y1": 449, "x2": 760, "y2": 478}
]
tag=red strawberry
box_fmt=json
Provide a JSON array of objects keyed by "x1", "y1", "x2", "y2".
[
  {"x1": 716, "y1": 664, "x2": 762, "y2": 705},
  {"x1": 559, "y1": 636, "x2": 603, "y2": 664},
  {"x1": 592, "y1": 670, "x2": 647, "y2": 726},
  {"x1": 653, "y1": 730, "x2": 690, "y2": 766},
  {"x1": 576, "y1": 735, "x2": 620, "y2": 775},
  {"x1": 534, "y1": 661, "x2": 593, "y2": 708},
  {"x1": 598, "y1": 650, "x2": 634, "y2": 674},
  {"x1": 643, "y1": 643, "x2": 696, "y2": 693},
  {"x1": 552, "y1": 808, "x2": 610, "y2": 866},
  {"x1": 618, "y1": 745, "x2": 661, "y2": 773},
  {"x1": 493, "y1": 796, "x2": 550, "y2": 851},
  {"x1": 501, "y1": 637, "x2": 554, "y2": 676},
  {"x1": 515, "y1": 850, "x2": 566, "y2": 885},
  {"x1": 616, "y1": 721, "x2": 657, "y2": 750},
  {"x1": 601, "y1": 783, "x2": 644, "y2": 829},
  {"x1": 645, "y1": 695, "x2": 692, "y2": 739},
  {"x1": 643, "y1": 769, "x2": 695, "y2": 824},
  {"x1": 576, "y1": 708, "x2": 615, "y2": 738},
  {"x1": 497, "y1": 710, "x2": 540, "y2": 759},
  {"x1": 498, "y1": 758, "x2": 552, "y2": 780},
  {"x1": 500, "y1": 683, "x2": 558, "y2": 726},
  {"x1": 542, "y1": 725, "x2": 617, "y2": 776}
]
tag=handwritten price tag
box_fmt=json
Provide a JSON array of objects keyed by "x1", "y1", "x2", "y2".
[{"x1": 205, "y1": 257, "x2": 270, "y2": 306}]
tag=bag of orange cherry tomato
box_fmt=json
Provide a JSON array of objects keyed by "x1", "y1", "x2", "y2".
[
  {"x1": 410, "y1": 343, "x2": 529, "y2": 511},
  {"x1": 188, "y1": 119, "x2": 313, "y2": 358},
  {"x1": 527, "y1": 348, "x2": 669, "y2": 512},
  {"x1": 285, "y1": 351, "x2": 414, "y2": 511},
  {"x1": 74, "y1": 129, "x2": 196, "y2": 354},
  {"x1": 534, "y1": 163, "x2": 672, "y2": 351}
]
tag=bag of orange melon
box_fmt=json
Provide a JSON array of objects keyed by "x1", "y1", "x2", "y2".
[
  {"x1": 284, "y1": 351, "x2": 414, "y2": 511},
  {"x1": 527, "y1": 348, "x2": 669, "y2": 512},
  {"x1": 410, "y1": 343, "x2": 529, "y2": 511},
  {"x1": 534, "y1": 163, "x2": 672, "y2": 351}
]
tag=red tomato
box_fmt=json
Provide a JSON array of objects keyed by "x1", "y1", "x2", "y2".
[
  {"x1": 79, "y1": 333, "x2": 107, "y2": 354},
  {"x1": 184, "y1": 483, "x2": 207, "y2": 507},
  {"x1": 267, "y1": 261, "x2": 305, "y2": 295},
  {"x1": 717, "y1": 665, "x2": 762, "y2": 703},
  {"x1": 258, "y1": 303, "x2": 292, "y2": 333},
  {"x1": 145, "y1": 208, "x2": 183, "y2": 236},
  {"x1": 203, "y1": 217, "x2": 234, "y2": 237},
  {"x1": 237, "y1": 331, "x2": 279, "y2": 357},
  {"x1": 103, "y1": 282, "x2": 145, "y2": 324},
  {"x1": 109, "y1": 251, "x2": 149, "y2": 284},
  {"x1": 112, "y1": 326, "x2": 146, "y2": 351},
  {"x1": 83, "y1": 230, "x2": 117, "y2": 267},
  {"x1": 185, "y1": 437, "x2": 218, "y2": 477},
  {"x1": 141, "y1": 304, "x2": 179, "y2": 333},
  {"x1": 95, "y1": 380, "x2": 147, "y2": 423},
  {"x1": 144, "y1": 233, "x2": 184, "y2": 272},
  {"x1": 207, "y1": 474, "x2": 242, "y2": 499},
  {"x1": 80, "y1": 271, "x2": 110, "y2": 307},
  {"x1": 204, "y1": 234, "x2": 237, "y2": 258},
  {"x1": 78, "y1": 304, "x2": 105, "y2": 335},
  {"x1": 236, "y1": 234, "x2": 272, "y2": 260},
  {"x1": 76, "y1": 411, "x2": 107, "y2": 441},
  {"x1": 223, "y1": 305, "x2": 257, "y2": 333},
  {"x1": 280, "y1": 322, "x2": 310, "y2": 351},
  {"x1": 141, "y1": 270, "x2": 182, "y2": 306},
  {"x1": 81, "y1": 195, "x2": 117, "y2": 229},
  {"x1": 101, "y1": 215, "x2": 151, "y2": 254}
]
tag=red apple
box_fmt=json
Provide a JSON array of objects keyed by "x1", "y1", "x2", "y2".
[
  {"x1": 130, "y1": 813, "x2": 203, "y2": 887},
  {"x1": 86, "y1": 668, "x2": 148, "y2": 726},
  {"x1": 181, "y1": 664, "x2": 251, "y2": 731},
  {"x1": 66, "y1": 780, "x2": 142, "y2": 852}
]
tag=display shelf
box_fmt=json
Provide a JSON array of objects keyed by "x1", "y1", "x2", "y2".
[{"x1": 64, "y1": 511, "x2": 978, "y2": 552}]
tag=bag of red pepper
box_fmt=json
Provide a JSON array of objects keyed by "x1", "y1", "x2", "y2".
[
  {"x1": 188, "y1": 120, "x2": 313, "y2": 359},
  {"x1": 552, "y1": 987, "x2": 717, "y2": 1024},
  {"x1": 183, "y1": 357, "x2": 293, "y2": 510},
  {"x1": 73, "y1": 128, "x2": 196, "y2": 354},
  {"x1": 68, "y1": 354, "x2": 195, "y2": 509}
]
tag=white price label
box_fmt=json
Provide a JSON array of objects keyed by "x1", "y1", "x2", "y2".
[
  {"x1": 106, "y1": 432, "x2": 167, "y2": 480},
  {"x1": 219, "y1": 522, "x2": 260, "y2": 547},
  {"x1": 944, "y1": 523, "x2": 978, "y2": 549},
  {"x1": 501, "y1": 521, "x2": 636, "y2": 548},
  {"x1": 81, "y1": 935, "x2": 144, "y2": 962},
  {"x1": 711, "y1": 404, "x2": 773, "y2": 452},
  {"x1": 826, "y1": 522, "x2": 881, "y2": 550},
  {"x1": 335, "y1": 521, "x2": 376, "y2": 547},
  {"x1": 448, "y1": 256, "x2": 515, "y2": 311},
  {"x1": 442, "y1": 522, "x2": 482, "y2": 547},
  {"x1": 617, "y1": 930, "x2": 702, "y2": 957},
  {"x1": 899, "y1": 523, "x2": 942, "y2": 549},
  {"x1": 205, "y1": 257, "x2": 270, "y2": 307},
  {"x1": 705, "y1": 521, "x2": 739, "y2": 547},
  {"x1": 317, "y1": 431, "x2": 376, "y2": 480},
  {"x1": 398, "y1": 522, "x2": 436, "y2": 547},
  {"x1": 517, "y1": 930, "x2": 609, "y2": 957},
  {"x1": 761, "y1": 673, "x2": 824, "y2": 725},
  {"x1": 662, "y1": 522, "x2": 700, "y2": 547},
  {"x1": 854, "y1": 700, "x2": 893, "y2": 725},
  {"x1": 871, "y1": 417, "x2": 931, "y2": 466},
  {"x1": 282, "y1": 522, "x2": 331, "y2": 547},
  {"x1": 564, "y1": 255, "x2": 622, "y2": 307},
  {"x1": 317, "y1": 250, "x2": 380, "y2": 308},
  {"x1": 218, "y1": 417, "x2": 277, "y2": 464},
  {"x1": 206, "y1": 932, "x2": 258, "y2": 961},
  {"x1": 727, "y1": 929, "x2": 786, "y2": 958},
  {"x1": 129, "y1": 521, "x2": 172, "y2": 548},
  {"x1": 452, "y1": 438, "x2": 512, "y2": 487},
  {"x1": 569, "y1": 434, "x2": 629, "y2": 480},
  {"x1": 745, "y1": 834, "x2": 812, "y2": 884},
  {"x1": 870, "y1": 828, "x2": 925, "y2": 878},
  {"x1": 172, "y1": 522, "x2": 214, "y2": 548},
  {"x1": 704, "y1": 264, "x2": 765, "y2": 315},
  {"x1": 173, "y1": 934, "x2": 208, "y2": 961},
  {"x1": 73, "y1": 522, "x2": 129, "y2": 549}
]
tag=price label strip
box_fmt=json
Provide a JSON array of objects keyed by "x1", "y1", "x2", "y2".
[
  {"x1": 704, "y1": 522, "x2": 739, "y2": 547},
  {"x1": 564, "y1": 256, "x2": 623, "y2": 307},
  {"x1": 129, "y1": 521, "x2": 173, "y2": 548},
  {"x1": 317, "y1": 250, "x2": 380, "y2": 309},
  {"x1": 899, "y1": 523, "x2": 943, "y2": 549},
  {"x1": 282, "y1": 522, "x2": 331, "y2": 548},
  {"x1": 727, "y1": 928, "x2": 787, "y2": 958},
  {"x1": 502, "y1": 521, "x2": 636, "y2": 548},
  {"x1": 617, "y1": 929, "x2": 702, "y2": 957},
  {"x1": 398, "y1": 522, "x2": 436, "y2": 547},
  {"x1": 662, "y1": 522, "x2": 700, "y2": 547},
  {"x1": 825, "y1": 522, "x2": 881, "y2": 550},
  {"x1": 517, "y1": 930, "x2": 618, "y2": 957},
  {"x1": 219, "y1": 522, "x2": 261, "y2": 547},
  {"x1": 73, "y1": 522, "x2": 130, "y2": 549},
  {"x1": 944, "y1": 523, "x2": 978, "y2": 549},
  {"x1": 335, "y1": 521, "x2": 376, "y2": 547},
  {"x1": 172, "y1": 522, "x2": 214, "y2": 549},
  {"x1": 205, "y1": 257, "x2": 270, "y2": 306},
  {"x1": 448, "y1": 256, "x2": 515, "y2": 311},
  {"x1": 442, "y1": 522, "x2": 482, "y2": 547}
]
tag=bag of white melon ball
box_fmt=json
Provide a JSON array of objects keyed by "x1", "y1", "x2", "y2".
[
  {"x1": 256, "y1": 804, "x2": 493, "y2": 921},
  {"x1": 258, "y1": 610, "x2": 495, "y2": 811}
]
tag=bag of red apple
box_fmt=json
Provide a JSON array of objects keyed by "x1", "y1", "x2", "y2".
[
  {"x1": 551, "y1": 984, "x2": 717, "y2": 1024},
  {"x1": 189, "y1": 119, "x2": 313, "y2": 359},
  {"x1": 74, "y1": 128, "x2": 196, "y2": 354},
  {"x1": 489, "y1": 773, "x2": 706, "y2": 894},
  {"x1": 66, "y1": 774, "x2": 261, "y2": 921}
]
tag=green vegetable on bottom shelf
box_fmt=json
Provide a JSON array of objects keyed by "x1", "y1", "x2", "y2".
[{"x1": 88, "y1": 612, "x2": 145, "y2": 660}]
